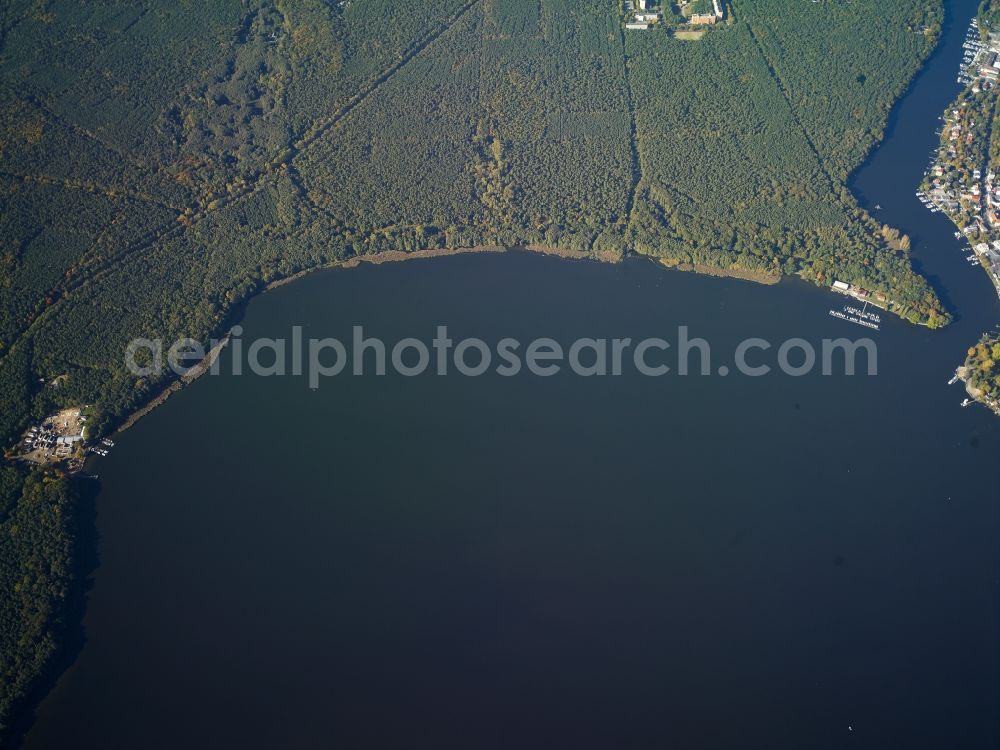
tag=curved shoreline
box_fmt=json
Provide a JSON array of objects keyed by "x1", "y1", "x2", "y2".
[
  {"x1": 103, "y1": 243, "x2": 794, "y2": 439},
  {"x1": 3, "y1": 3, "x2": 982, "y2": 744},
  {"x1": 105, "y1": 235, "x2": 928, "y2": 441},
  {"x1": 25, "y1": 10, "x2": 988, "y2": 730},
  {"x1": 111, "y1": 245, "x2": 588, "y2": 438},
  {"x1": 116, "y1": 331, "x2": 232, "y2": 435}
]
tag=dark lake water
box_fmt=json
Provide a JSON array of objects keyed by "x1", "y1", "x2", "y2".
[{"x1": 21, "y1": 1, "x2": 1000, "y2": 747}]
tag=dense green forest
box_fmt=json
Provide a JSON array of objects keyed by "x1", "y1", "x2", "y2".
[
  {"x1": 625, "y1": 16, "x2": 946, "y2": 323},
  {"x1": 0, "y1": 0, "x2": 947, "y2": 734},
  {"x1": 732, "y1": 0, "x2": 942, "y2": 179},
  {"x1": 0, "y1": 467, "x2": 75, "y2": 734}
]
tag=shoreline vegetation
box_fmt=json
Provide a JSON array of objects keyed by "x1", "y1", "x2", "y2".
[
  {"x1": 0, "y1": 467, "x2": 77, "y2": 745},
  {"x1": 116, "y1": 331, "x2": 232, "y2": 435},
  {"x1": 0, "y1": 230, "x2": 928, "y2": 481},
  {"x1": 0, "y1": 0, "x2": 953, "y2": 742},
  {"x1": 0, "y1": 0, "x2": 951, "y2": 464},
  {"x1": 110, "y1": 244, "x2": 772, "y2": 440},
  {"x1": 62, "y1": 231, "x2": 929, "y2": 467},
  {"x1": 659, "y1": 258, "x2": 780, "y2": 285},
  {"x1": 113, "y1": 244, "x2": 614, "y2": 444}
]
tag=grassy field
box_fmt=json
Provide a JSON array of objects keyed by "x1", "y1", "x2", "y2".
[{"x1": 672, "y1": 29, "x2": 707, "y2": 39}]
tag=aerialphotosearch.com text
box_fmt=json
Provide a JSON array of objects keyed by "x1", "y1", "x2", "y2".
[{"x1": 125, "y1": 325, "x2": 878, "y2": 389}]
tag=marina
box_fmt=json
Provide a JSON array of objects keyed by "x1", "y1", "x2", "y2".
[
  {"x1": 827, "y1": 280, "x2": 885, "y2": 330},
  {"x1": 8, "y1": 406, "x2": 113, "y2": 471},
  {"x1": 828, "y1": 304, "x2": 881, "y2": 331}
]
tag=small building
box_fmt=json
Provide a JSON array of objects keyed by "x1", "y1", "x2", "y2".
[
  {"x1": 833, "y1": 281, "x2": 850, "y2": 292},
  {"x1": 691, "y1": 13, "x2": 717, "y2": 24},
  {"x1": 626, "y1": 22, "x2": 651, "y2": 29}
]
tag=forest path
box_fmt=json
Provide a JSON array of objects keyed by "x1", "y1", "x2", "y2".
[
  {"x1": 617, "y1": 18, "x2": 644, "y2": 232},
  {"x1": 0, "y1": 0, "x2": 483, "y2": 371},
  {"x1": 731, "y1": 0, "x2": 849, "y2": 203},
  {"x1": 0, "y1": 169, "x2": 184, "y2": 214}
]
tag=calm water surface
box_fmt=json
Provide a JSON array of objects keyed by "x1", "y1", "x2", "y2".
[{"x1": 23, "y1": 1, "x2": 1000, "y2": 747}]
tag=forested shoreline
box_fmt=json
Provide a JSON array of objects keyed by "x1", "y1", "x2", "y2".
[
  {"x1": 0, "y1": 0, "x2": 946, "y2": 737},
  {"x1": 0, "y1": 467, "x2": 78, "y2": 742}
]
